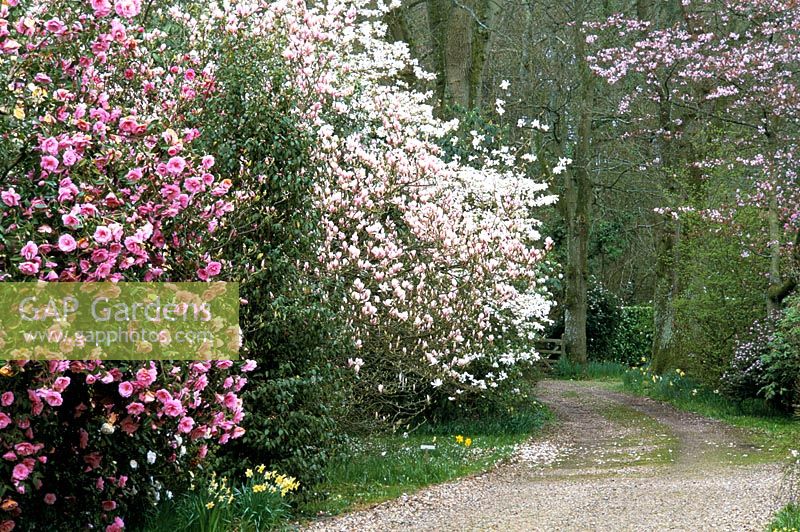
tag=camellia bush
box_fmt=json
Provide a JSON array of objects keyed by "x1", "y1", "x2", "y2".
[{"x1": 0, "y1": 0, "x2": 255, "y2": 529}]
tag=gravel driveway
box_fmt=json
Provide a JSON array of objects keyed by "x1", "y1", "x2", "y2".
[{"x1": 303, "y1": 380, "x2": 786, "y2": 531}]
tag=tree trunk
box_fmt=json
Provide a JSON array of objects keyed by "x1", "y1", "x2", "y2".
[
  {"x1": 650, "y1": 96, "x2": 680, "y2": 374},
  {"x1": 426, "y1": 0, "x2": 495, "y2": 112},
  {"x1": 444, "y1": 3, "x2": 473, "y2": 108},
  {"x1": 651, "y1": 218, "x2": 679, "y2": 374},
  {"x1": 563, "y1": 0, "x2": 595, "y2": 364},
  {"x1": 767, "y1": 192, "x2": 784, "y2": 317}
]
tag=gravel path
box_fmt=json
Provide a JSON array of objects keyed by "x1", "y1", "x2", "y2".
[{"x1": 303, "y1": 380, "x2": 785, "y2": 531}]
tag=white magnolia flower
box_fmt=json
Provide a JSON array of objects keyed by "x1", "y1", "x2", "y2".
[
  {"x1": 130, "y1": 460, "x2": 138, "y2": 469},
  {"x1": 100, "y1": 422, "x2": 115, "y2": 435},
  {"x1": 431, "y1": 378, "x2": 443, "y2": 388},
  {"x1": 147, "y1": 451, "x2": 157, "y2": 464},
  {"x1": 499, "y1": 79, "x2": 510, "y2": 90}
]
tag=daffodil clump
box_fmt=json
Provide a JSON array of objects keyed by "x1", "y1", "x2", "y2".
[
  {"x1": 206, "y1": 472, "x2": 235, "y2": 508},
  {"x1": 454, "y1": 435, "x2": 473, "y2": 447},
  {"x1": 626, "y1": 359, "x2": 688, "y2": 389},
  {"x1": 245, "y1": 464, "x2": 300, "y2": 497}
]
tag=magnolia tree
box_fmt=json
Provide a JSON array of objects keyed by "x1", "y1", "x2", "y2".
[
  {"x1": 168, "y1": 0, "x2": 557, "y2": 419},
  {"x1": 586, "y1": 0, "x2": 800, "y2": 369},
  {"x1": 0, "y1": 0, "x2": 255, "y2": 529},
  {"x1": 275, "y1": 1, "x2": 557, "y2": 416}
]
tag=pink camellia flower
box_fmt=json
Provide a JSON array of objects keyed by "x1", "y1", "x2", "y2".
[
  {"x1": 62, "y1": 149, "x2": 79, "y2": 167},
  {"x1": 222, "y1": 392, "x2": 238, "y2": 410},
  {"x1": 126, "y1": 167, "x2": 143, "y2": 181},
  {"x1": 12, "y1": 463, "x2": 31, "y2": 481},
  {"x1": 241, "y1": 360, "x2": 257, "y2": 372},
  {"x1": 184, "y1": 177, "x2": 203, "y2": 194},
  {"x1": 101, "y1": 500, "x2": 117, "y2": 511},
  {"x1": 118, "y1": 381, "x2": 134, "y2": 398},
  {"x1": 58, "y1": 234, "x2": 77, "y2": 253},
  {"x1": 90, "y1": 0, "x2": 112, "y2": 17},
  {"x1": 93, "y1": 225, "x2": 113, "y2": 244},
  {"x1": 106, "y1": 517, "x2": 125, "y2": 532},
  {"x1": 41, "y1": 155, "x2": 59, "y2": 172},
  {"x1": 20, "y1": 241, "x2": 38, "y2": 260},
  {"x1": 205, "y1": 261, "x2": 222, "y2": 277},
  {"x1": 136, "y1": 367, "x2": 156, "y2": 387},
  {"x1": 2, "y1": 452, "x2": 16, "y2": 461},
  {"x1": 114, "y1": 0, "x2": 141, "y2": 18},
  {"x1": 201, "y1": 155, "x2": 215, "y2": 169},
  {"x1": 1, "y1": 392, "x2": 13, "y2": 406},
  {"x1": 44, "y1": 19, "x2": 65, "y2": 34},
  {"x1": 155, "y1": 389, "x2": 171, "y2": 403},
  {"x1": 119, "y1": 416, "x2": 139, "y2": 434},
  {"x1": 126, "y1": 402, "x2": 145, "y2": 416},
  {"x1": 83, "y1": 451, "x2": 102, "y2": 469},
  {"x1": 41, "y1": 137, "x2": 59, "y2": 155},
  {"x1": 44, "y1": 493, "x2": 56, "y2": 505},
  {"x1": 62, "y1": 213, "x2": 80, "y2": 229},
  {"x1": 52, "y1": 377, "x2": 70, "y2": 392},
  {"x1": 166, "y1": 156, "x2": 187, "y2": 175},
  {"x1": 18, "y1": 262, "x2": 39, "y2": 276},
  {"x1": 196, "y1": 268, "x2": 209, "y2": 281},
  {"x1": 0, "y1": 413, "x2": 11, "y2": 429},
  {"x1": 162, "y1": 399, "x2": 184, "y2": 417},
  {"x1": 177, "y1": 416, "x2": 194, "y2": 433},
  {"x1": 1, "y1": 188, "x2": 20, "y2": 207},
  {"x1": 40, "y1": 390, "x2": 63, "y2": 407},
  {"x1": 1, "y1": 37, "x2": 21, "y2": 55},
  {"x1": 14, "y1": 443, "x2": 35, "y2": 456}
]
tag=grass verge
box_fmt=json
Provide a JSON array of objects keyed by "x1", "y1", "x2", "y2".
[
  {"x1": 621, "y1": 366, "x2": 800, "y2": 460},
  {"x1": 551, "y1": 358, "x2": 628, "y2": 381},
  {"x1": 768, "y1": 503, "x2": 800, "y2": 531},
  {"x1": 300, "y1": 399, "x2": 552, "y2": 519}
]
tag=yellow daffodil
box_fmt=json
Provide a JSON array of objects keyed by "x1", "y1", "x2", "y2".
[
  {"x1": 455, "y1": 435, "x2": 464, "y2": 444},
  {"x1": 465, "y1": 437, "x2": 472, "y2": 447},
  {"x1": 205, "y1": 501, "x2": 214, "y2": 509},
  {"x1": 245, "y1": 468, "x2": 253, "y2": 478}
]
